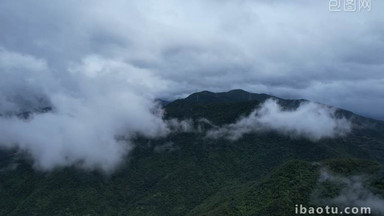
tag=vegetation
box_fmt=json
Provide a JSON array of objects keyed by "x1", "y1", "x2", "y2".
[{"x1": 1, "y1": 90, "x2": 384, "y2": 215}]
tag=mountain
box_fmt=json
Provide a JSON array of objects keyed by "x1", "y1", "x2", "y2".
[
  {"x1": 165, "y1": 90, "x2": 308, "y2": 126},
  {"x1": 1, "y1": 90, "x2": 384, "y2": 216},
  {"x1": 181, "y1": 89, "x2": 275, "y2": 104}
]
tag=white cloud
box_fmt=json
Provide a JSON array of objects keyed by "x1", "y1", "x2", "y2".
[
  {"x1": 0, "y1": 48, "x2": 55, "y2": 114},
  {"x1": 317, "y1": 168, "x2": 384, "y2": 215},
  {"x1": 165, "y1": 118, "x2": 194, "y2": 133},
  {"x1": 0, "y1": 47, "x2": 47, "y2": 71},
  {"x1": 206, "y1": 99, "x2": 352, "y2": 141},
  {"x1": 1, "y1": 0, "x2": 384, "y2": 119},
  {"x1": 0, "y1": 49, "x2": 169, "y2": 172}
]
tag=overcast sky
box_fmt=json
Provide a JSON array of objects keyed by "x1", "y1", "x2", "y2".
[{"x1": 1, "y1": 0, "x2": 383, "y2": 119}]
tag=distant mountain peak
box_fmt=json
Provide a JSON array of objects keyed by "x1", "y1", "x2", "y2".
[
  {"x1": 227, "y1": 89, "x2": 249, "y2": 93},
  {"x1": 181, "y1": 89, "x2": 274, "y2": 104}
]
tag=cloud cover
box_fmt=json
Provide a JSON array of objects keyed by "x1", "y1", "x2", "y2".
[
  {"x1": 1, "y1": 0, "x2": 383, "y2": 118},
  {"x1": 206, "y1": 99, "x2": 352, "y2": 141},
  {"x1": 0, "y1": 48, "x2": 169, "y2": 172},
  {"x1": 0, "y1": 0, "x2": 382, "y2": 171}
]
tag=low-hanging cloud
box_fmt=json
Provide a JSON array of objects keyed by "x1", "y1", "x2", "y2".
[
  {"x1": 206, "y1": 99, "x2": 352, "y2": 141},
  {"x1": 315, "y1": 168, "x2": 384, "y2": 215},
  {"x1": 0, "y1": 48, "x2": 172, "y2": 172},
  {"x1": 164, "y1": 118, "x2": 194, "y2": 133}
]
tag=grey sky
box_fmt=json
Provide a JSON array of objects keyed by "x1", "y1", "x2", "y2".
[{"x1": 1, "y1": 0, "x2": 383, "y2": 119}]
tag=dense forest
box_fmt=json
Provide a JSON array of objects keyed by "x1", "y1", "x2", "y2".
[{"x1": 1, "y1": 90, "x2": 384, "y2": 216}]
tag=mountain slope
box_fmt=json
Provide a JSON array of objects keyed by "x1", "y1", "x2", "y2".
[{"x1": 1, "y1": 90, "x2": 384, "y2": 215}]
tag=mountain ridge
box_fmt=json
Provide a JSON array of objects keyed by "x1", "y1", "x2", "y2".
[
  {"x1": 1, "y1": 89, "x2": 384, "y2": 215},
  {"x1": 165, "y1": 89, "x2": 384, "y2": 127}
]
